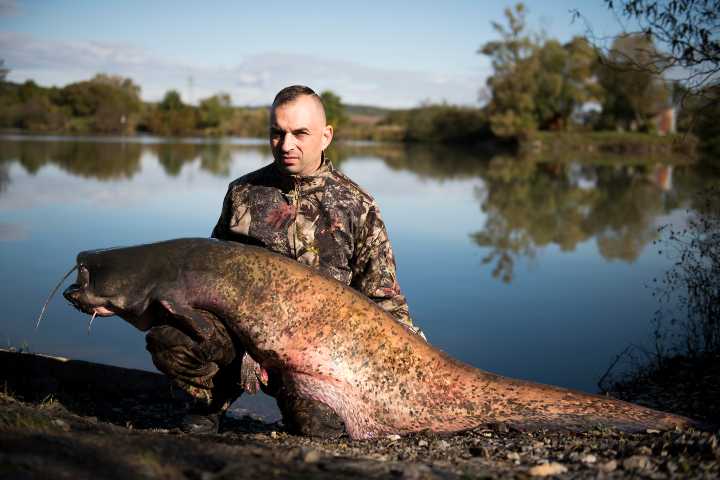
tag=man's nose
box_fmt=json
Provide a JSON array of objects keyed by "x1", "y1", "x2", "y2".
[{"x1": 280, "y1": 133, "x2": 296, "y2": 152}]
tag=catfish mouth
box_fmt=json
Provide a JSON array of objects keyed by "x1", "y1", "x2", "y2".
[
  {"x1": 62, "y1": 263, "x2": 118, "y2": 318},
  {"x1": 63, "y1": 282, "x2": 117, "y2": 317}
]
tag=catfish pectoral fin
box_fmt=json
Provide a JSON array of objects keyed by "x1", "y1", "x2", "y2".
[{"x1": 158, "y1": 300, "x2": 215, "y2": 342}]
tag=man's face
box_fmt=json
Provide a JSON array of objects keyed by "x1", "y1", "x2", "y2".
[{"x1": 270, "y1": 95, "x2": 333, "y2": 176}]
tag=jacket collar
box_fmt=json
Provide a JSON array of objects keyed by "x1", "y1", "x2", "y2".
[{"x1": 272, "y1": 156, "x2": 334, "y2": 194}]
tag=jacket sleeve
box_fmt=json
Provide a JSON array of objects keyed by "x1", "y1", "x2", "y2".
[
  {"x1": 210, "y1": 185, "x2": 233, "y2": 240},
  {"x1": 350, "y1": 203, "x2": 420, "y2": 335}
]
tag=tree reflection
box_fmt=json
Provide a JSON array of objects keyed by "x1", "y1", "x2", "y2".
[
  {"x1": 586, "y1": 170, "x2": 665, "y2": 262},
  {"x1": 0, "y1": 140, "x2": 142, "y2": 180},
  {"x1": 152, "y1": 143, "x2": 243, "y2": 177},
  {"x1": 151, "y1": 143, "x2": 200, "y2": 176},
  {"x1": 0, "y1": 137, "x2": 712, "y2": 280},
  {"x1": 0, "y1": 162, "x2": 9, "y2": 194},
  {"x1": 0, "y1": 139, "x2": 244, "y2": 182},
  {"x1": 199, "y1": 143, "x2": 232, "y2": 177},
  {"x1": 471, "y1": 156, "x2": 601, "y2": 282},
  {"x1": 469, "y1": 157, "x2": 709, "y2": 282},
  {"x1": 328, "y1": 142, "x2": 502, "y2": 182},
  {"x1": 327, "y1": 142, "x2": 710, "y2": 284}
]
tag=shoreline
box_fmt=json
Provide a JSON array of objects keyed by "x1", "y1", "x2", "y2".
[
  {"x1": 1, "y1": 349, "x2": 718, "y2": 478},
  {"x1": 1, "y1": 128, "x2": 695, "y2": 155}
]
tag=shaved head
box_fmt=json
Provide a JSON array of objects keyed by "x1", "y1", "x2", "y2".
[{"x1": 272, "y1": 85, "x2": 327, "y2": 124}]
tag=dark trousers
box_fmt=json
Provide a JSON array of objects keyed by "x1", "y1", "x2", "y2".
[{"x1": 145, "y1": 321, "x2": 344, "y2": 436}]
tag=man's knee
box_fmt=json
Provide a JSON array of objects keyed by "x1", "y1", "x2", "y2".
[
  {"x1": 145, "y1": 324, "x2": 240, "y2": 408},
  {"x1": 146, "y1": 325, "x2": 218, "y2": 378},
  {"x1": 275, "y1": 387, "x2": 345, "y2": 438}
]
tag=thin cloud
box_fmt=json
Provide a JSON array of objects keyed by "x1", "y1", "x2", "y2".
[
  {"x1": 0, "y1": 0, "x2": 18, "y2": 16},
  {"x1": 0, "y1": 31, "x2": 487, "y2": 108}
]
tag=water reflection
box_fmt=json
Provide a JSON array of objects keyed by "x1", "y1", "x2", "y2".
[
  {"x1": 1, "y1": 134, "x2": 717, "y2": 396},
  {"x1": 0, "y1": 161, "x2": 9, "y2": 194},
  {"x1": 0, "y1": 139, "x2": 244, "y2": 180},
  {"x1": 470, "y1": 158, "x2": 682, "y2": 282},
  {"x1": 0, "y1": 135, "x2": 712, "y2": 283},
  {"x1": 343, "y1": 143, "x2": 491, "y2": 180},
  {"x1": 152, "y1": 143, "x2": 235, "y2": 177},
  {"x1": 0, "y1": 140, "x2": 143, "y2": 180}
]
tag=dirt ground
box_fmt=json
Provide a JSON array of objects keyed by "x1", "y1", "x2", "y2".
[{"x1": 1, "y1": 349, "x2": 718, "y2": 479}]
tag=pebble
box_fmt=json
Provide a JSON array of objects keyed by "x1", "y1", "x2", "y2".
[
  {"x1": 435, "y1": 440, "x2": 449, "y2": 450},
  {"x1": 52, "y1": 419, "x2": 70, "y2": 431},
  {"x1": 506, "y1": 452, "x2": 520, "y2": 462},
  {"x1": 387, "y1": 434, "x2": 401, "y2": 442},
  {"x1": 468, "y1": 446, "x2": 489, "y2": 458},
  {"x1": 270, "y1": 431, "x2": 278, "y2": 439},
  {"x1": 636, "y1": 445, "x2": 652, "y2": 455},
  {"x1": 528, "y1": 462, "x2": 567, "y2": 477},
  {"x1": 623, "y1": 455, "x2": 651, "y2": 471},
  {"x1": 598, "y1": 459, "x2": 617, "y2": 473},
  {"x1": 302, "y1": 449, "x2": 321, "y2": 464},
  {"x1": 581, "y1": 454, "x2": 597, "y2": 464},
  {"x1": 417, "y1": 440, "x2": 428, "y2": 447}
]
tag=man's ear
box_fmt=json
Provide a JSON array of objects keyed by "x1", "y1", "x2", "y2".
[{"x1": 321, "y1": 124, "x2": 334, "y2": 150}]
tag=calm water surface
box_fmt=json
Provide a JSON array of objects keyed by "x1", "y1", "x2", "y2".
[{"x1": 0, "y1": 134, "x2": 714, "y2": 417}]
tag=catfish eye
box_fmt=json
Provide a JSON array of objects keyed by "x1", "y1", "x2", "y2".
[{"x1": 78, "y1": 264, "x2": 89, "y2": 286}]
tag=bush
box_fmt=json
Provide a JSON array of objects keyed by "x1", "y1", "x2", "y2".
[
  {"x1": 651, "y1": 188, "x2": 720, "y2": 357},
  {"x1": 403, "y1": 105, "x2": 490, "y2": 144}
]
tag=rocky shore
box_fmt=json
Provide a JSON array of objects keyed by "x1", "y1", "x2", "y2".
[{"x1": 1, "y1": 349, "x2": 718, "y2": 479}]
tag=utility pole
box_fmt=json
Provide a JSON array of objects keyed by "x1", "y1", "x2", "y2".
[{"x1": 187, "y1": 75, "x2": 195, "y2": 105}]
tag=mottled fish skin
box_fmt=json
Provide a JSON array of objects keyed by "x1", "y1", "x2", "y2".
[{"x1": 69, "y1": 238, "x2": 700, "y2": 440}]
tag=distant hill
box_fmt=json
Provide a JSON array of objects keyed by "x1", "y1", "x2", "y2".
[{"x1": 344, "y1": 104, "x2": 398, "y2": 117}]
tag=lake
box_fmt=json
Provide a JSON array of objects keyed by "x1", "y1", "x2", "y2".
[{"x1": 0, "y1": 134, "x2": 714, "y2": 419}]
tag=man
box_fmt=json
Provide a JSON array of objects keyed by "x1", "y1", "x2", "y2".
[{"x1": 146, "y1": 85, "x2": 423, "y2": 437}]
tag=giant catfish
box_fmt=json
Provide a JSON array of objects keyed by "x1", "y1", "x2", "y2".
[{"x1": 60, "y1": 238, "x2": 701, "y2": 439}]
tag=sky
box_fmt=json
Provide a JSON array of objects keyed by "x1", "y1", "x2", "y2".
[{"x1": 0, "y1": 0, "x2": 625, "y2": 108}]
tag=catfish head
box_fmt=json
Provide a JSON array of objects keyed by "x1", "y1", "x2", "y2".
[{"x1": 63, "y1": 242, "x2": 184, "y2": 331}]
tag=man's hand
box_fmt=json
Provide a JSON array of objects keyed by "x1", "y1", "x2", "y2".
[{"x1": 240, "y1": 352, "x2": 268, "y2": 394}]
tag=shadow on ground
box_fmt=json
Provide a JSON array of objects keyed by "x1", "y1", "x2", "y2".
[{"x1": 1, "y1": 349, "x2": 718, "y2": 479}]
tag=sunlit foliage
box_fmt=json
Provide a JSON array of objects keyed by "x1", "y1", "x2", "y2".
[
  {"x1": 319, "y1": 90, "x2": 348, "y2": 130},
  {"x1": 596, "y1": 34, "x2": 671, "y2": 131},
  {"x1": 479, "y1": 4, "x2": 601, "y2": 137}
]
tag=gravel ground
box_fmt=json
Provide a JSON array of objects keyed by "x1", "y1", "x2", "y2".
[{"x1": 1, "y1": 350, "x2": 718, "y2": 479}]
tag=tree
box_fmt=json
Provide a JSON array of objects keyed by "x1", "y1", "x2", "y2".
[
  {"x1": 531, "y1": 37, "x2": 601, "y2": 130},
  {"x1": 479, "y1": 5, "x2": 601, "y2": 136},
  {"x1": 602, "y1": 0, "x2": 719, "y2": 92},
  {"x1": 0, "y1": 60, "x2": 9, "y2": 82},
  {"x1": 160, "y1": 90, "x2": 184, "y2": 111},
  {"x1": 56, "y1": 74, "x2": 142, "y2": 133},
  {"x1": 684, "y1": 84, "x2": 720, "y2": 159},
  {"x1": 89, "y1": 73, "x2": 141, "y2": 99},
  {"x1": 319, "y1": 90, "x2": 348, "y2": 128},
  {"x1": 198, "y1": 93, "x2": 233, "y2": 130},
  {"x1": 402, "y1": 105, "x2": 489, "y2": 144},
  {"x1": 597, "y1": 33, "x2": 670, "y2": 131},
  {"x1": 479, "y1": 3, "x2": 538, "y2": 138},
  {"x1": 146, "y1": 89, "x2": 197, "y2": 136}
]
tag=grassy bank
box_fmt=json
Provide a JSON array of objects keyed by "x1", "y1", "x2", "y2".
[{"x1": 526, "y1": 131, "x2": 698, "y2": 163}]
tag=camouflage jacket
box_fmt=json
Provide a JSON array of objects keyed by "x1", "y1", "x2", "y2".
[{"x1": 211, "y1": 159, "x2": 421, "y2": 334}]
